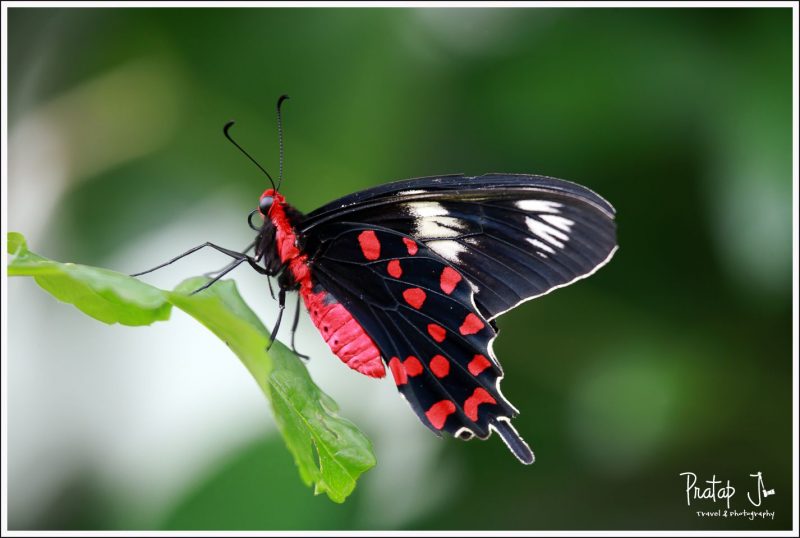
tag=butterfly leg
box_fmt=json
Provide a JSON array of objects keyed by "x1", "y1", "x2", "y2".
[
  {"x1": 245, "y1": 251, "x2": 275, "y2": 299},
  {"x1": 190, "y1": 257, "x2": 248, "y2": 295},
  {"x1": 266, "y1": 288, "x2": 286, "y2": 352},
  {"x1": 202, "y1": 241, "x2": 257, "y2": 278},
  {"x1": 289, "y1": 293, "x2": 310, "y2": 361},
  {"x1": 131, "y1": 241, "x2": 254, "y2": 277}
]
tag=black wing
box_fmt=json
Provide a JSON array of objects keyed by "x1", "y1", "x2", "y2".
[
  {"x1": 305, "y1": 224, "x2": 534, "y2": 463},
  {"x1": 301, "y1": 174, "x2": 617, "y2": 318}
]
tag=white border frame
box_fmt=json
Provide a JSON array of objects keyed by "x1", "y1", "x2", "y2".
[{"x1": 1, "y1": 1, "x2": 797, "y2": 536}]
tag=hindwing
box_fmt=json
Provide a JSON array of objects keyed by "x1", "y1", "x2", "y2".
[{"x1": 307, "y1": 223, "x2": 534, "y2": 463}]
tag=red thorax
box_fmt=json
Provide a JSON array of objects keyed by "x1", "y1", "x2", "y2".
[{"x1": 260, "y1": 189, "x2": 311, "y2": 290}]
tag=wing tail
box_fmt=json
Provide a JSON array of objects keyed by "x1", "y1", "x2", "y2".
[{"x1": 492, "y1": 417, "x2": 535, "y2": 465}]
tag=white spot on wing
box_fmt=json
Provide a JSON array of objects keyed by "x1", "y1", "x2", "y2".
[
  {"x1": 406, "y1": 202, "x2": 467, "y2": 238},
  {"x1": 463, "y1": 236, "x2": 481, "y2": 247},
  {"x1": 526, "y1": 237, "x2": 556, "y2": 254},
  {"x1": 428, "y1": 239, "x2": 467, "y2": 263},
  {"x1": 525, "y1": 217, "x2": 568, "y2": 248},
  {"x1": 415, "y1": 216, "x2": 466, "y2": 238},
  {"x1": 456, "y1": 237, "x2": 482, "y2": 292},
  {"x1": 516, "y1": 200, "x2": 562, "y2": 213},
  {"x1": 397, "y1": 189, "x2": 426, "y2": 196},
  {"x1": 405, "y1": 201, "x2": 449, "y2": 219},
  {"x1": 541, "y1": 214, "x2": 574, "y2": 231}
]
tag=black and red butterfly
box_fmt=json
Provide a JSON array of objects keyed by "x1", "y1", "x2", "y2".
[{"x1": 135, "y1": 96, "x2": 617, "y2": 464}]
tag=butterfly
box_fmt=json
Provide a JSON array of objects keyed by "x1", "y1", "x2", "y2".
[{"x1": 134, "y1": 96, "x2": 618, "y2": 464}]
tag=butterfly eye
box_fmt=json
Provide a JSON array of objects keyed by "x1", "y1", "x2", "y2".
[{"x1": 259, "y1": 196, "x2": 274, "y2": 214}]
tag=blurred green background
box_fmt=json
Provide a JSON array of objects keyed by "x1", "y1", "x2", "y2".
[{"x1": 6, "y1": 7, "x2": 793, "y2": 531}]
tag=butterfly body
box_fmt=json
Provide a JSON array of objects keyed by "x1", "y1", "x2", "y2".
[
  {"x1": 252, "y1": 174, "x2": 618, "y2": 465},
  {"x1": 257, "y1": 189, "x2": 387, "y2": 378}
]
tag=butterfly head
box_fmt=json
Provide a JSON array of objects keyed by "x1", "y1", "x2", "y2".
[
  {"x1": 258, "y1": 188, "x2": 287, "y2": 218},
  {"x1": 259, "y1": 195, "x2": 273, "y2": 214}
]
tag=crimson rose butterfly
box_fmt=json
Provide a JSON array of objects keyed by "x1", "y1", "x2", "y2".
[{"x1": 134, "y1": 96, "x2": 618, "y2": 464}]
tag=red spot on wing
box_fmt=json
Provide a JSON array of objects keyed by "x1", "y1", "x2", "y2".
[
  {"x1": 459, "y1": 313, "x2": 485, "y2": 335},
  {"x1": 358, "y1": 230, "x2": 381, "y2": 260},
  {"x1": 403, "y1": 237, "x2": 418, "y2": 255},
  {"x1": 426, "y1": 400, "x2": 456, "y2": 430},
  {"x1": 464, "y1": 387, "x2": 496, "y2": 421},
  {"x1": 427, "y1": 323, "x2": 446, "y2": 343},
  {"x1": 402, "y1": 287, "x2": 427, "y2": 309},
  {"x1": 403, "y1": 356, "x2": 423, "y2": 377},
  {"x1": 468, "y1": 354, "x2": 492, "y2": 376},
  {"x1": 388, "y1": 356, "x2": 407, "y2": 385},
  {"x1": 440, "y1": 267, "x2": 462, "y2": 295},
  {"x1": 387, "y1": 259, "x2": 402, "y2": 278},
  {"x1": 429, "y1": 355, "x2": 450, "y2": 378}
]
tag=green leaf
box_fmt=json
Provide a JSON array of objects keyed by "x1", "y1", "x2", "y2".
[
  {"x1": 7, "y1": 232, "x2": 376, "y2": 502},
  {"x1": 169, "y1": 277, "x2": 376, "y2": 503},
  {"x1": 7, "y1": 231, "x2": 172, "y2": 325}
]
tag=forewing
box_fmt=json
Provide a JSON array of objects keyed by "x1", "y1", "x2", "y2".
[
  {"x1": 307, "y1": 223, "x2": 533, "y2": 462},
  {"x1": 301, "y1": 174, "x2": 617, "y2": 318}
]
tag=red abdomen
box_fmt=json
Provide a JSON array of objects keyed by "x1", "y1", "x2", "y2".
[{"x1": 301, "y1": 287, "x2": 385, "y2": 378}]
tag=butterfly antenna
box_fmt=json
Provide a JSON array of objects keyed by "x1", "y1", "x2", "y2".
[
  {"x1": 275, "y1": 94, "x2": 290, "y2": 192},
  {"x1": 223, "y1": 120, "x2": 277, "y2": 191}
]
